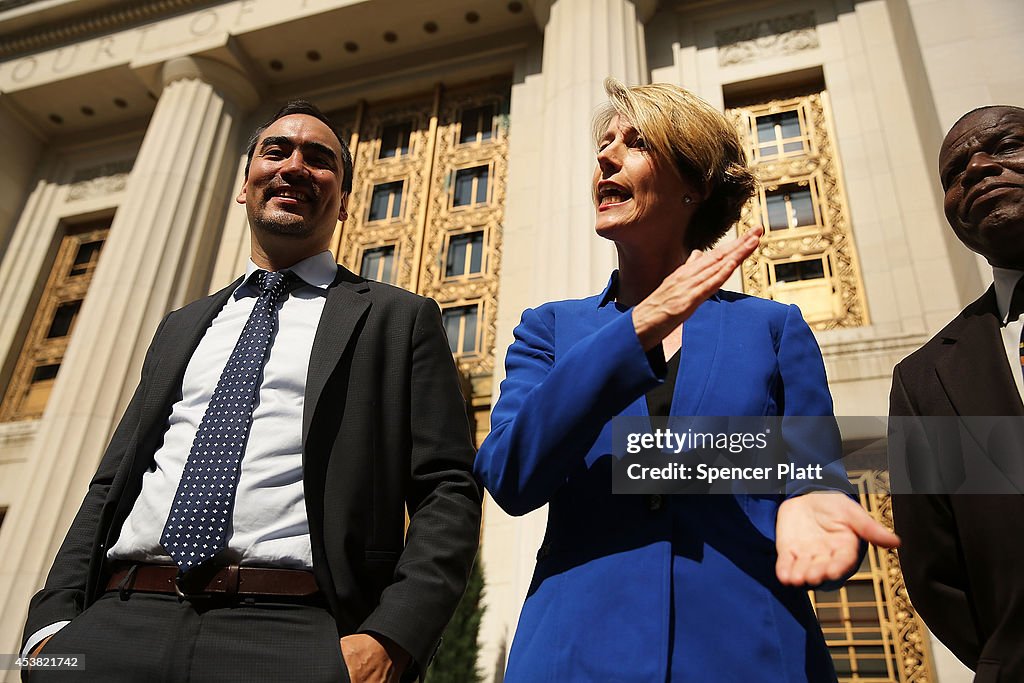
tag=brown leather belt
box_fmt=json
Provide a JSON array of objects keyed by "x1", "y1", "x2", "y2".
[{"x1": 105, "y1": 563, "x2": 321, "y2": 600}]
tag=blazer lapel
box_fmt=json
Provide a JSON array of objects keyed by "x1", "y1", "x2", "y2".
[
  {"x1": 934, "y1": 287, "x2": 1024, "y2": 418},
  {"x1": 934, "y1": 288, "x2": 1024, "y2": 490},
  {"x1": 302, "y1": 266, "x2": 370, "y2": 443}
]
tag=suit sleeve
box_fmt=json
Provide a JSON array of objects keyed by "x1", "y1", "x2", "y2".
[
  {"x1": 474, "y1": 306, "x2": 663, "y2": 516},
  {"x1": 357, "y1": 298, "x2": 482, "y2": 675},
  {"x1": 889, "y1": 363, "x2": 982, "y2": 669},
  {"x1": 22, "y1": 315, "x2": 169, "y2": 650}
]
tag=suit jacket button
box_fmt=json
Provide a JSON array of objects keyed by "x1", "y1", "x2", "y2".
[{"x1": 648, "y1": 494, "x2": 663, "y2": 511}]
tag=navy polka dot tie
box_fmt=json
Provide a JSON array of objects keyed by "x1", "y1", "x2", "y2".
[{"x1": 160, "y1": 270, "x2": 291, "y2": 574}]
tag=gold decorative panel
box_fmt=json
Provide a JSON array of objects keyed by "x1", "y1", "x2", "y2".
[
  {"x1": 0, "y1": 220, "x2": 110, "y2": 422},
  {"x1": 811, "y1": 472, "x2": 935, "y2": 682},
  {"x1": 728, "y1": 91, "x2": 868, "y2": 330},
  {"x1": 332, "y1": 80, "x2": 510, "y2": 435}
]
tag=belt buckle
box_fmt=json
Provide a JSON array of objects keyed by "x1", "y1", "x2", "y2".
[
  {"x1": 173, "y1": 564, "x2": 239, "y2": 602},
  {"x1": 173, "y1": 572, "x2": 197, "y2": 600}
]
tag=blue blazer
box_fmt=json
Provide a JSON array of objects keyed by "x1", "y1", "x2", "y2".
[{"x1": 476, "y1": 280, "x2": 852, "y2": 682}]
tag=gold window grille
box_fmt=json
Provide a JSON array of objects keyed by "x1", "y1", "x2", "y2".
[
  {"x1": 330, "y1": 80, "x2": 509, "y2": 443},
  {"x1": 727, "y1": 89, "x2": 868, "y2": 330},
  {"x1": 811, "y1": 471, "x2": 936, "y2": 682},
  {"x1": 0, "y1": 220, "x2": 110, "y2": 421}
]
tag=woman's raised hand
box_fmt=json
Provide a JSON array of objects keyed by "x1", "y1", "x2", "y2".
[{"x1": 632, "y1": 226, "x2": 763, "y2": 351}]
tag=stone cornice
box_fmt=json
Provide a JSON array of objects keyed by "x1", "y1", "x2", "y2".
[{"x1": 0, "y1": 0, "x2": 219, "y2": 59}]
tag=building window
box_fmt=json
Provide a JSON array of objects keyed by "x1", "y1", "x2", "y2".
[
  {"x1": 379, "y1": 121, "x2": 413, "y2": 159},
  {"x1": 368, "y1": 180, "x2": 404, "y2": 222},
  {"x1": 360, "y1": 245, "x2": 396, "y2": 283},
  {"x1": 452, "y1": 165, "x2": 489, "y2": 207},
  {"x1": 727, "y1": 86, "x2": 868, "y2": 329},
  {"x1": 458, "y1": 104, "x2": 496, "y2": 145},
  {"x1": 809, "y1": 471, "x2": 937, "y2": 682},
  {"x1": 445, "y1": 231, "x2": 485, "y2": 278},
  {"x1": 0, "y1": 222, "x2": 110, "y2": 421},
  {"x1": 814, "y1": 574, "x2": 894, "y2": 679},
  {"x1": 764, "y1": 181, "x2": 819, "y2": 231},
  {"x1": 753, "y1": 109, "x2": 809, "y2": 161},
  {"x1": 766, "y1": 255, "x2": 839, "y2": 325},
  {"x1": 334, "y1": 84, "x2": 510, "y2": 436},
  {"x1": 442, "y1": 303, "x2": 480, "y2": 355},
  {"x1": 773, "y1": 257, "x2": 826, "y2": 283}
]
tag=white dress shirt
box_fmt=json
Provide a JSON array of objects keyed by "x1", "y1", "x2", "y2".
[
  {"x1": 106, "y1": 250, "x2": 337, "y2": 567},
  {"x1": 24, "y1": 252, "x2": 337, "y2": 657},
  {"x1": 992, "y1": 266, "x2": 1024, "y2": 403}
]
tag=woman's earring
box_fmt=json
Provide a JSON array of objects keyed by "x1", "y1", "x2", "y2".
[{"x1": 683, "y1": 196, "x2": 693, "y2": 204}]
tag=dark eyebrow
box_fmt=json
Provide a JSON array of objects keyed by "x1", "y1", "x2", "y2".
[{"x1": 258, "y1": 136, "x2": 338, "y2": 166}]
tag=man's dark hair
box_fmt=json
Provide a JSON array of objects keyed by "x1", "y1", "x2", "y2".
[{"x1": 244, "y1": 100, "x2": 353, "y2": 194}]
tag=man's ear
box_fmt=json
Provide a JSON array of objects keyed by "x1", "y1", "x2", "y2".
[
  {"x1": 236, "y1": 179, "x2": 248, "y2": 205},
  {"x1": 338, "y1": 192, "x2": 349, "y2": 222}
]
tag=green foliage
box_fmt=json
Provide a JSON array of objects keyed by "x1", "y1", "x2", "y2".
[{"x1": 424, "y1": 560, "x2": 485, "y2": 683}]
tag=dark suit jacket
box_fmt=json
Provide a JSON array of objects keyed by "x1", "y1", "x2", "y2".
[
  {"x1": 890, "y1": 286, "x2": 1024, "y2": 683},
  {"x1": 23, "y1": 265, "x2": 482, "y2": 673}
]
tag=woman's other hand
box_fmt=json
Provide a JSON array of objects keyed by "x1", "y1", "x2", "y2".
[
  {"x1": 632, "y1": 226, "x2": 762, "y2": 351},
  {"x1": 775, "y1": 491, "x2": 900, "y2": 587}
]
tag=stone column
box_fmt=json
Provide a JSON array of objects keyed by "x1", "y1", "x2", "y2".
[
  {"x1": 0, "y1": 56, "x2": 257, "y2": 662},
  {"x1": 0, "y1": 101, "x2": 44, "y2": 256},
  {"x1": 528, "y1": 0, "x2": 657, "y2": 300}
]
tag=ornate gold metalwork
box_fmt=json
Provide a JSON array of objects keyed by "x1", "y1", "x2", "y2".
[
  {"x1": 0, "y1": 220, "x2": 110, "y2": 421},
  {"x1": 332, "y1": 80, "x2": 510, "y2": 431},
  {"x1": 811, "y1": 471, "x2": 936, "y2": 682},
  {"x1": 728, "y1": 90, "x2": 869, "y2": 330}
]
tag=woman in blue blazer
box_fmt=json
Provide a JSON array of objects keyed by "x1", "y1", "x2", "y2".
[{"x1": 475, "y1": 79, "x2": 899, "y2": 682}]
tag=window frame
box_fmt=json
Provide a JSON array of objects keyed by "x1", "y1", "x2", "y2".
[
  {"x1": 440, "y1": 301, "x2": 483, "y2": 357},
  {"x1": 449, "y1": 163, "x2": 493, "y2": 210},
  {"x1": 358, "y1": 243, "x2": 399, "y2": 284},
  {"x1": 365, "y1": 178, "x2": 407, "y2": 223},
  {"x1": 0, "y1": 220, "x2": 111, "y2": 422},
  {"x1": 442, "y1": 228, "x2": 488, "y2": 281}
]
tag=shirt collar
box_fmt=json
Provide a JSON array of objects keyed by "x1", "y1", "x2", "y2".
[
  {"x1": 236, "y1": 250, "x2": 338, "y2": 299},
  {"x1": 992, "y1": 266, "x2": 1024, "y2": 324}
]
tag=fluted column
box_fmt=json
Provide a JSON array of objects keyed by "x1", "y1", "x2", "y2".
[
  {"x1": 0, "y1": 56, "x2": 257, "y2": 663},
  {"x1": 530, "y1": 0, "x2": 656, "y2": 300},
  {"x1": 0, "y1": 101, "x2": 43, "y2": 255}
]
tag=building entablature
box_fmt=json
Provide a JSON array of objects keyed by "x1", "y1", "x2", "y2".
[{"x1": 0, "y1": 0, "x2": 538, "y2": 137}]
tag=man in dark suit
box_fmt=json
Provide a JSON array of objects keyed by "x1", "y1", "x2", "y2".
[
  {"x1": 21, "y1": 101, "x2": 481, "y2": 683},
  {"x1": 890, "y1": 104, "x2": 1024, "y2": 682}
]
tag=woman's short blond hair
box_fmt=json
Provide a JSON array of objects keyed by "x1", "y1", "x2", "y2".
[{"x1": 593, "y1": 78, "x2": 756, "y2": 250}]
